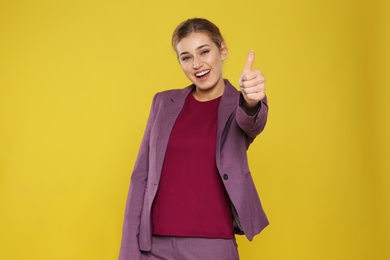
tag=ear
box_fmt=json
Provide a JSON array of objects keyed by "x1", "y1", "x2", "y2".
[{"x1": 220, "y1": 42, "x2": 228, "y2": 61}]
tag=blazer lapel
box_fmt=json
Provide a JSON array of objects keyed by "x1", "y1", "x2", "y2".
[
  {"x1": 153, "y1": 80, "x2": 239, "y2": 181},
  {"x1": 217, "y1": 80, "x2": 239, "y2": 136},
  {"x1": 154, "y1": 86, "x2": 193, "y2": 182},
  {"x1": 216, "y1": 80, "x2": 240, "y2": 167}
]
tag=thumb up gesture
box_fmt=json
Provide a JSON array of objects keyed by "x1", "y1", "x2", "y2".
[{"x1": 238, "y1": 50, "x2": 266, "y2": 108}]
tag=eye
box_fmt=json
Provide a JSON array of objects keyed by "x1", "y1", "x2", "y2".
[
  {"x1": 200, "y1": 50, "x2": 210, "y2": 55},
  {"x1": 181, "y1": 56, "x2": 191, "y2": 62}
]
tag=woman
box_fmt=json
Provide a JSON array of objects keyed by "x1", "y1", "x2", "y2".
[{"x1": 119, "y1": 18, "x2": 269, "y2": 260}]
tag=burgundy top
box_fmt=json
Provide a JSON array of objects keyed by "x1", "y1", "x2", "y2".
[{"x1": 151, "y1": 92, "x2": 234, "y2": 238}]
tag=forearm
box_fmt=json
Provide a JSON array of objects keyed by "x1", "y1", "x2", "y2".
[{"x1": 236, "y1": 94, "x2": 268, "y2": 139}]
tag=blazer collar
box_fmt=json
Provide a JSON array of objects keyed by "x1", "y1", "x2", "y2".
[
  {"x1": 168, "y1": 78, "x2": 240, "y2": 139},
  {"x1": 168, "y1": 79, "x2": 238, "y2": 105},
  {"x1": 156, "y1": 80, "x2": 239, "y2": 175},
  {"x1": 218, "y1": 79, "x2": 240, "y2": 129},
  {"x1": 167, "y1": 79, "x2": 239, "y2": 131}
]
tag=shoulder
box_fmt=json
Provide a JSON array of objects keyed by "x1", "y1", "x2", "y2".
[
  {"x1": 223, "y1": 79, "x2": 241, "y2": 98},
  {"x1": 154, "y1": 88, "x2": 182, "y2": 99},
  {"x1": 152, "y1": 85, "x2": 194, "y2": 104}
]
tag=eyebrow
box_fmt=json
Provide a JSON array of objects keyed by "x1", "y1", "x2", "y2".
[{"x1": 179, "y1": 44, "x2": 210, "y2": 57}]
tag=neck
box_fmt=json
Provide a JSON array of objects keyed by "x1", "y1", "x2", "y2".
[
  {"x1": 193, "y1": 87, "x2": 224, "y2": 101},
  {"x1": 193, "y1": 79, "x2": 225, "y2": 101}
]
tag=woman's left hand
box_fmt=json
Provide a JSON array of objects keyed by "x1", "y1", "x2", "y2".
[{"x1": 238, "y1": 50, "x2": 266, "y2": 108}]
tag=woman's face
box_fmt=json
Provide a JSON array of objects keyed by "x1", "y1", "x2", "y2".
[{"x1": 176, "y1": 32, "x2": 227, "y2": 98}]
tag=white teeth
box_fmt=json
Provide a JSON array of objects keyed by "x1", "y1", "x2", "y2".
[{"x1": 196, "y1": 70, "x2": 210, "y2": 77}]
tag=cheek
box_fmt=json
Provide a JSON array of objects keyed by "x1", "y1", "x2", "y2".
[
  {"x1": 212, "y1": 59, "x2": 223, "y2": 71},
  {"x1": 210, "y1": 55, "x2": 222, "y2": 67},
  {"x1": 180, "y1": 63, "x2": 192, "y2": 74}
]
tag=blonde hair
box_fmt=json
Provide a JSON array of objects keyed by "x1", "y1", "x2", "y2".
[{"x1": 172, "y1": 18, "x2": 225, "y2": 51}]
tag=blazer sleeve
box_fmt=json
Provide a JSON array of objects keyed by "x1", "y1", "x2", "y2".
[
  {"x1": 236, "y1": 94, "x2": 268, "y2": 141},
  {"x1": 119, "y1": 94, "x2": 157, "y2": 260}
]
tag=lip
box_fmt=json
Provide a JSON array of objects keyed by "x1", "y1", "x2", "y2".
[
  {"x1": 194, "y1": 69, "x2": 211, "y2": 77},
  {"x1": 194, "y1": 69, "x2": 211, "y2": 83}
]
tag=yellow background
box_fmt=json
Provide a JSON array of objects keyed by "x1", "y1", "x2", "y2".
[{"x1": 1, "y1": 0, "x2": 389, "y2": 259}]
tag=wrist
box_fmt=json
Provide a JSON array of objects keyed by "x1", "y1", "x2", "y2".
[{"x1": 242, "y1": 99, "x2": 260, "y2": 116}]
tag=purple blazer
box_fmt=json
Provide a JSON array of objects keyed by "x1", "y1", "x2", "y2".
[{"x1": 119, "y1": 79, "x2": 269, "y2": 260}]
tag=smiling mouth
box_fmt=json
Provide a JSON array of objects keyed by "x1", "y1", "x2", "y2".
[{"x1": 195, "y1": 70, "x2": 210, "y2": 78}]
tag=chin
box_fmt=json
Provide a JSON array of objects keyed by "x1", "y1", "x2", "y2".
[{"x1": 195, "y1": 83, "x2": 214, "y2": 91}]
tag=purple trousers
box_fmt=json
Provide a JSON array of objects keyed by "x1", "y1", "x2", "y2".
[{"x1": 140, "y1": 235, "x2": 239, "y2": 260}]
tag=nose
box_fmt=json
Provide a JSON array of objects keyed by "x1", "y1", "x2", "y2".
[{"x1": 192, "y1": 57, "x2": 203, "y2": 70}]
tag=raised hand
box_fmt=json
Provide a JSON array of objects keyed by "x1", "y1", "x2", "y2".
[{"x1": 238, "y1": 50, "x2": 266, "y2": 108}]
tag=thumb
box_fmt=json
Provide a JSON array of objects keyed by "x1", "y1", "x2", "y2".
[{"x1": 242, "y1": 50, "x2": 255, "y2": 75}]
